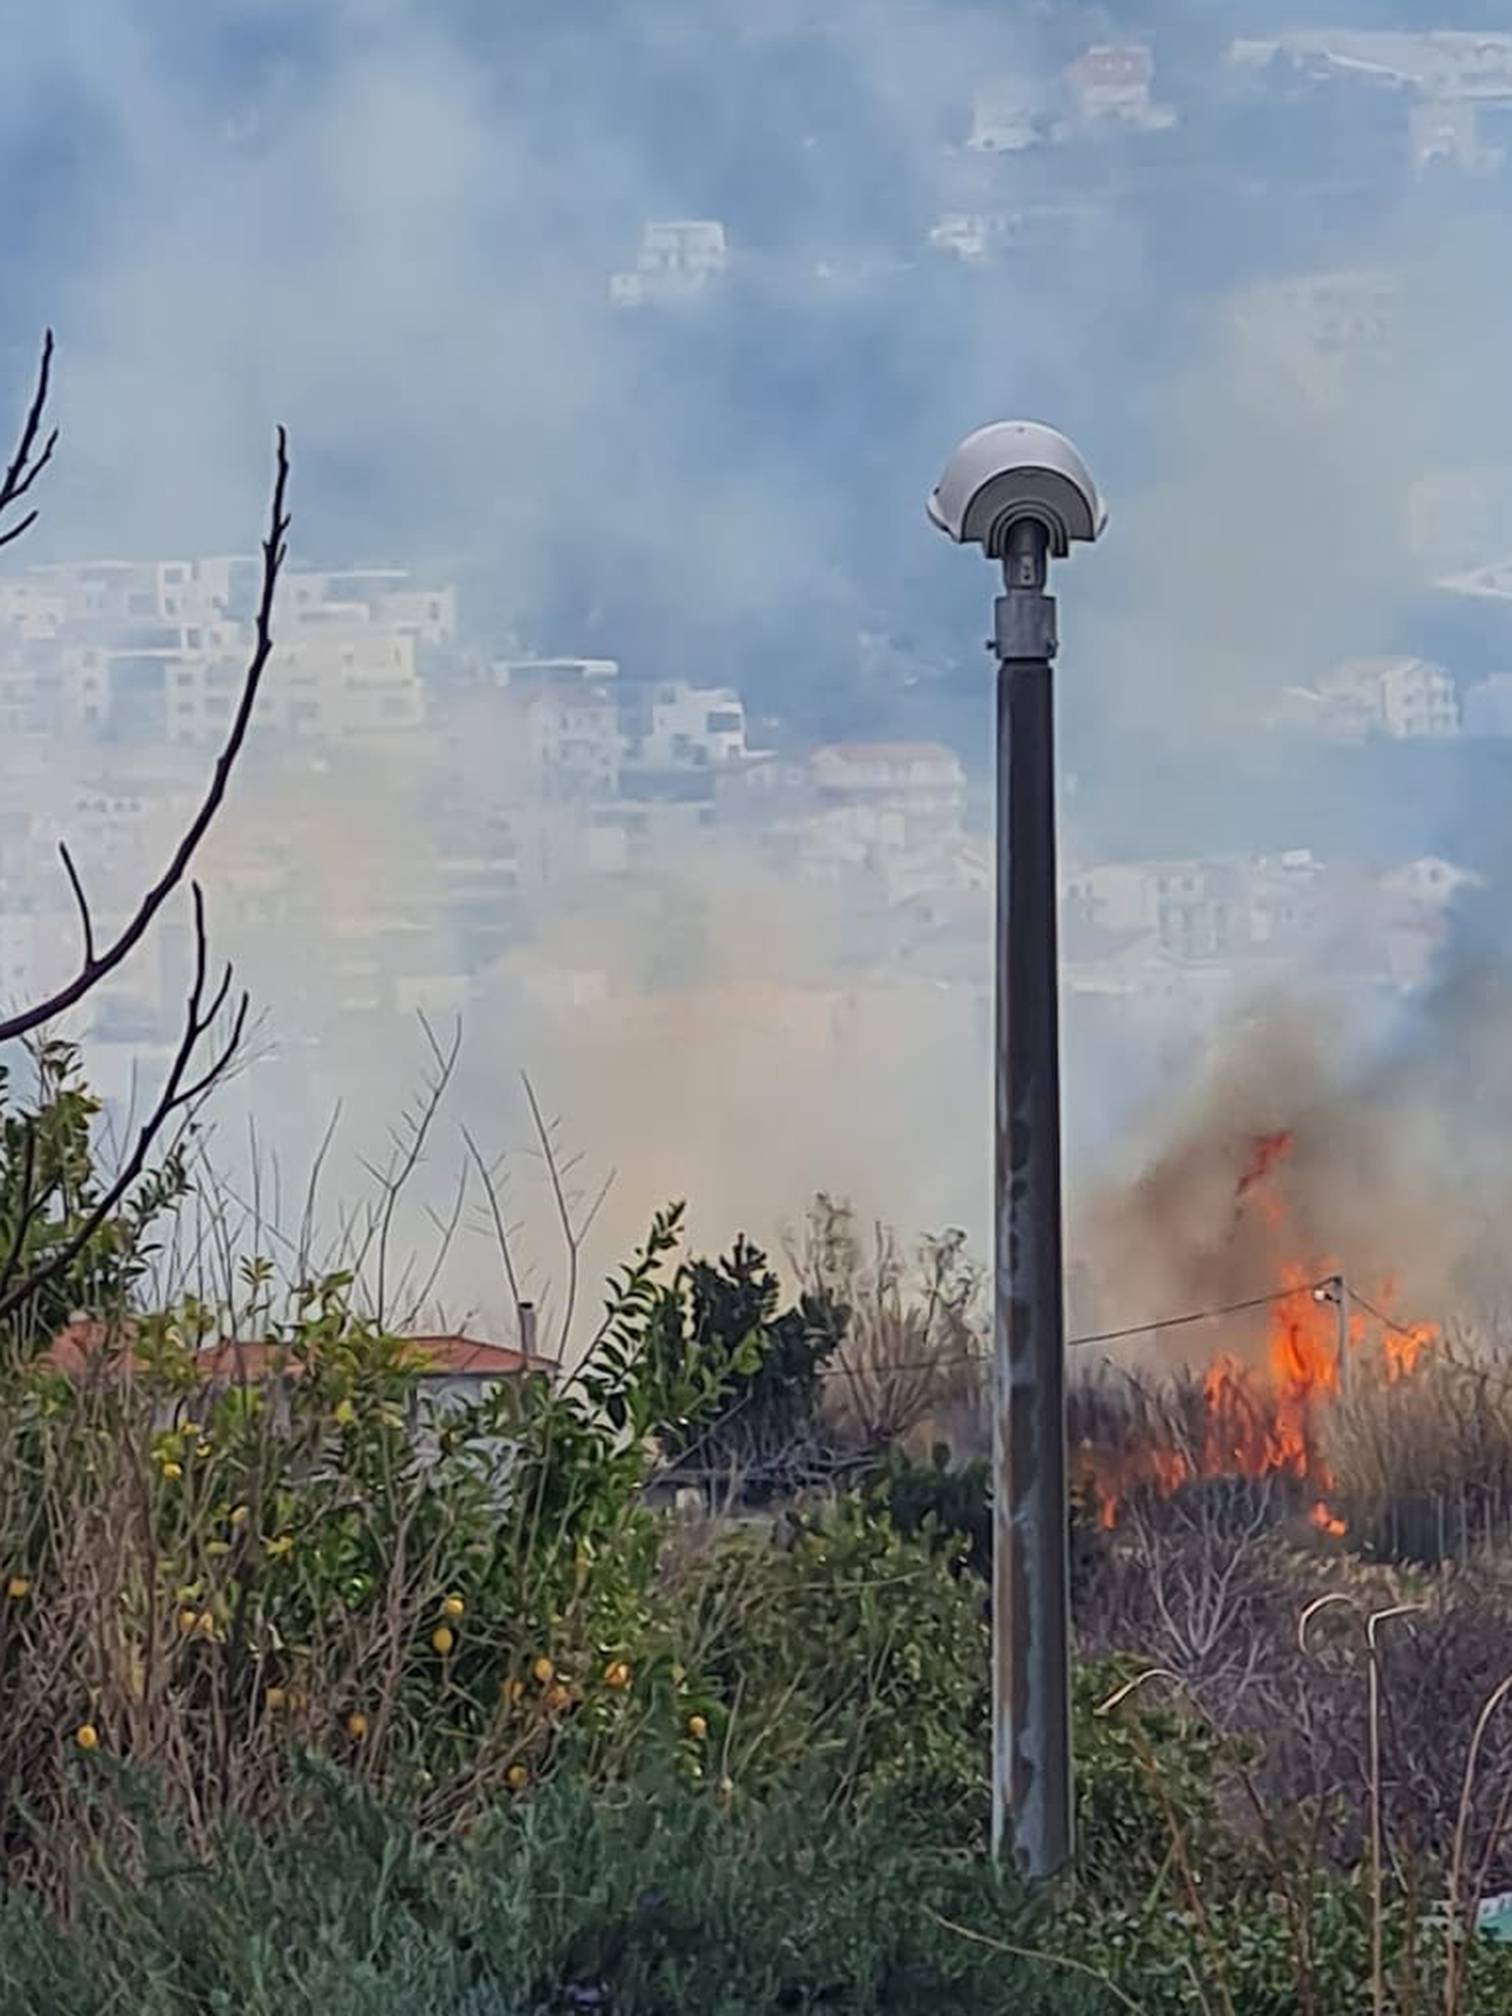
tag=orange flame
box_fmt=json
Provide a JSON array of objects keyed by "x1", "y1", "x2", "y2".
[{"x1": 1081, "y1": 1131, "x2": 1439, "y2": 1531}]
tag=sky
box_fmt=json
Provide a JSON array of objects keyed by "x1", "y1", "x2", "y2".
[{"x1": 8, "y1": 1, "x2": 1512, "y2": 1338}]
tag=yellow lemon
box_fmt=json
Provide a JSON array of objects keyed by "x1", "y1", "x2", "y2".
[
  {"x1": 333, "y1": 1399, "x2": 356, "y2": 1427},
  {"x1": 264, "y1": 1686, "x2": 288, "y2": 1712},
  {"x1": 500, "y1": 1676, "x2": 525, "y2": 1706},
  {"x1": 161, "y1": 1461, "x2": 183, "y2": 1482},
  {"x1": 75, "y1": 1723, "x2": 99, "y2": 1752},
  {"x1": 545, "y1": 1682, "x2": 572, "y2": 1715},
  {"x1": 195, "y1": 1611, "x2": 215, "y2": 1637},
  {"x1": 264, "y1": 1534, "x2": 293, "y2": 1559},
  {"x1": 441, "y1": 1593, "x2": 465, "y2": 1621},
  {"x1": 346, "y1": 1711, "x2": 368, "y2": 1739},
  {"x1": 431, "y1": 1625, "x2": 455, "y2": 1657},
  {"x1": 229, "y1": 1504, "x2": 249, "y2": 1527},
  {"x1": 6, "y1": 1576, "x2": 30, "y2": 1600},
  {"x1": 687, "y1": 1714, "x2": 708, "y2": 1740},
  {"x1": 603, "y1": 1660, "x2": 631, "y2": 1691},
  {"x1": 177, "y1": 1608, "x2": 199, "y2": 1635},
  {"x1": 505, "y1": 1763, "x2": 529, "y2": 1792},
  {"x1": 531, "y1": 1655, "x2": 554, "y2": 1686}
]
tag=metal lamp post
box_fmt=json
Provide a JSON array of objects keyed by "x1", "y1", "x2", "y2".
[{"x1": 927, "y1": 422, "x2": 1107, "y2": 1878}]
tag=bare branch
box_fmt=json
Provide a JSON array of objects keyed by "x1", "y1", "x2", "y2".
[
  {"x1": 297, "y1": 1102, "x2": 343, "y2": 1281},
  {"x1": 460, "y1": 1124, "x2": 523, "y2": 1314},
  {"x1": 0, "y1": 1120, "x2": 48, "y2": 1300},
  {"x1": 0, "y1": 426, "x2": 291, "y2": 1044},
  {"x1": 402, "y1": 1164, "x2": 470, "y2": 1330},
  {"x1": 0, "y1": 889, "x2": 251, "y2": 1328},
  {"x1": 0, "y1": 330, "x2": 57, "y2": 550},
  {"x1": 522, "y1": 1072, "x2": 580, "y2": 1360},
  {"x1": 357, "y1": 1016, "x2": 460, "y2": 1326},
  {"x1": 56, "y1": 843, "x2": 96, "y2": 973}
]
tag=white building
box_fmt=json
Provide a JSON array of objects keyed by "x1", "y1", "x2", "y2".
[
  {"x1": 1064, "y1": 851, "x2": 1331, "y2": 965},
  {"x1": 801, "y1": 743, "x2": 968, "y2": 889},
  {"x1": 261, "y1": 620, "x2": 425, "y2": 741},
  {"x1": 282, "y1": 570, "x2": 456, "y2": 646},
  {"x1": 928, "y1": 215, "x2": 997, "y2": 263},
  {"x1": 611, "y1": 221, "x2": 728, "y2": 307},
  {"x1": 1410, "y1": 98, "x2": 1501, "y2": 175},
  {"x1": 810, "y1": 741, "x2": 965, "y2": 816},
  {"x1": 523, "y1": 685, "x2": 623, "y2": 803},
  {"x1": 628, "y1": 682, "x2": 751, "y2": 771},
  {"x1": 492, "y1": 656, "x2": 619, "y2": 692},
  {"x1": 25, "y1": 556, "x2": 261, "y2": 629},
  {"x1": 1064, "y1": 43, "x2": 1174, "y2": 130},
  {"x1": 1310, "y1": 657, "x2": 1460, "y2": 741},
  {"x1": 1230, "y1": 31, "x2": 1512, "y2": 103},
  {"x1": 966, "y1": 78, "x2": 1045, "y2": 152}
]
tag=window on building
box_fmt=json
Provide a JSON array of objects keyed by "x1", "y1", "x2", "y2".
[{"x1": 706, "y1": 709, "x2": 741, "y2": 734}]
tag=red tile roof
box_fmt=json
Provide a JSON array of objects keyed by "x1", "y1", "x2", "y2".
[{"x1": 43, "y1": 1322, "x2": 550, "y2": 1382}]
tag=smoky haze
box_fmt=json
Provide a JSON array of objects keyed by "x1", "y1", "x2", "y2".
[{"x1": 7, "y1": 0, "x2": 1512, "y2": 1345}]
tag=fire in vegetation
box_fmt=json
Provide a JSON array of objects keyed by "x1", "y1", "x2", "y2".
[{"x1": 1077, "y1": 1129, "x2": 1438, "y2": 1531}]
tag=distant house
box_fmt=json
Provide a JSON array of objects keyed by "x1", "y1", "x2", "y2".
[
  {"x1": 1064, "y1": 43, "x2": 1174, "y2": 129},
  {"x1": 611, "y1": 222, "x2": 728, "y2": 307},
  {"x1": 1288, "y1": 657, "x2": 1461, "y2": 742},
  {"x1": 1410, "y1": 98, "x2": 1501, "y2": 175},
  {"x1": 43, "y1": 1325, "x2": 553, "y2": 1461},
  {"x1": 1230, "y1": 30, "x2": 1512, "y2": 104},
  {"x1": 810, "y1": 741, "x2": 964, "y2": 804},
  {"x1": 966, "y1": 77, "x2": 1046, "y2": 152}
]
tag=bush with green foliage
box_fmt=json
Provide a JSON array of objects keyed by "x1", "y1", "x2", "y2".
[
  {"x1": 0, "y1": 1762, "x2": 1111, "y2": 2016},
  {"x1": 651, "y1": 1233, "x2": 849, "y2": 1501}
]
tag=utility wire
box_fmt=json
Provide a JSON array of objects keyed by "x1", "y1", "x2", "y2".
[
  {"x1": 1347, "y1": 1287, "x2": 1434, "y2": 1344},
  {"x1": 1067, "y1": 1278, "x2": 1334, "y2": 1351},
  {"x1": 817, "y1": 1273, "x2": 1440, "y2": 1378}
]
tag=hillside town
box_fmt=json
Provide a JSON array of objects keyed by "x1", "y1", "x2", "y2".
[
  {"x1": 0, "y1": 526, "x2": 1503, "y2": 1114},
  {"x1": 5, "y1": 22, "x2": 1512, "y2": 1142}
]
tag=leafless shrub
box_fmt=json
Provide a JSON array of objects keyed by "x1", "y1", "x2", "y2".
[{"x1": 790, "y1": 1194, "x2": 986, "y2": 1456}]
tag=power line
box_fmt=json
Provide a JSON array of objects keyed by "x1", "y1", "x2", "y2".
[
  {"x1": 1067, "y1": 1278, "x2": 1333, "y2": 1351},
  {"x1": 1348, "y1": 1287, "x2": 1434, "y2": 1344},
  {"x1": 817, "y1": 1273, "x2": 1438, "y2": 1378}
]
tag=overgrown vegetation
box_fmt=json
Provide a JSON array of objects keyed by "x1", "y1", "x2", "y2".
[{"x1": 15, "y1": 330, "x2": 1512, "y2": 2012}]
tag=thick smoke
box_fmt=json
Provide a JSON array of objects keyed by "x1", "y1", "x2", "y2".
[
  {"x1": 7, "y1": 2, "x2": 1512, "y2": 1340},
  {"x1": 1075, "y1": 956, "x2": 1512, "y2": 1360}
]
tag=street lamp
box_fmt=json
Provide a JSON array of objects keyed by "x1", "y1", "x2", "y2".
[{"x1": 927, "y1": 422, "x2": 1106, "y2": 1878}]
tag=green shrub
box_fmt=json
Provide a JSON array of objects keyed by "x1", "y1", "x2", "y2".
[
  {"x1": 664, "y1": 1498, "x2": 990, "y2": 1837},
  {"x1": 0, "y1": 1763, "x2": 1112, "y2": 2016}
]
